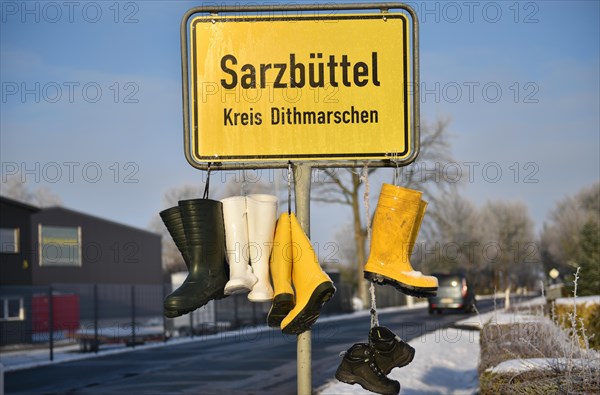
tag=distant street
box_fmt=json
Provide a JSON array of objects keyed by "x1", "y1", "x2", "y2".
[{"x1": 5, "y1": 298, "x2": 512, "y2": 395}]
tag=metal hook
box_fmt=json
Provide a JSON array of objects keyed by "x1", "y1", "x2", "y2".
[
  {"x1": 203, "y1": 162, "x2": 212, "y2": 199},
  {"x1": 287, "y1": 161, "x2": 292, "y2": 214}
]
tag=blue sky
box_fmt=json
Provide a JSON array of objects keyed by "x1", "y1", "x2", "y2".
[{"x1": 1, "y1": 1, "x2": 599, "y2": 250}]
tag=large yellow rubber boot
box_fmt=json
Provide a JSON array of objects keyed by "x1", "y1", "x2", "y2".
[
  {"x1": 281, "y1": 213, "x2": 336, "y2": 335},
  {"x1": 267, "y1": 213, "x2": 295, "y2": 327},
  {"x1": 363, "y1": 184, "x2": 438, "y2": 297}
]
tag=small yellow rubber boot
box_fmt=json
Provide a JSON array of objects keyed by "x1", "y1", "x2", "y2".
[
  {"x1": 281, "y1": 213, "x2": 336, "y2": 335},
  {"x1": 267, "y1": 213, "x2": 295, "y2": 327},
  {"x1": 363, "y1": 184, "x2": 438, "y2": 297}
]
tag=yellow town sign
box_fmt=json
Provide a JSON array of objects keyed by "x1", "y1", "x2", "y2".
[{"x1": 187, "y1": 12, "x2": 414, "y2": 164}]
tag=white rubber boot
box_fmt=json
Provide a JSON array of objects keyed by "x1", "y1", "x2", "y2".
[
  {"x1": 246, "y1": 194, "x2": 278, "y2": 302},
  {"x1": 221, "y1": 196, "x2": 257, "y2": 295}
]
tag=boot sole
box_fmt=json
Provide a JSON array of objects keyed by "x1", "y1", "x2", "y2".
[
  {"x1": 224, "y1": 279, "x2": 254, "y2": 295},
  {"x1": 335, "y1": 369, "x2": 400, "y2": 395},
  {"x1": 164, "y1": 288, "x2": 227, "y2": 318},
  {"x1": 364, "y1": 271, "x2": 437, "y2": 298},
  {"x1": 267, "y1": 293, "x2": 295, "y2": 328},
  {"x1": 281, "y1": 282, "x2": 335, "y2": 335}
]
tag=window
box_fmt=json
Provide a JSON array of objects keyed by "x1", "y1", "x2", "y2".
[
  {"x1": 39, "y1": 225, "x2": 82, "y2": 267},
  {"x1": 0, "y1": 298, "x2": 24, "y2": 321},
  {"x1": 0, "y1": 227, "x2": 20, "y2": 253}
]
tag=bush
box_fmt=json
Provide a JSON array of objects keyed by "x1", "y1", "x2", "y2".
[
  {"x1": 479, "y1": 322, "x2": 565, "y2": 374},
  {"x1": 554, "y1": 302, "x2": 600, "y2": 351},
  {"x1": 479, "y1": 318, "x2": 600, "y2": 394}
]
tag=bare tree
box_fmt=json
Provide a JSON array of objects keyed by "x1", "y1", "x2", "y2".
[
  {"x1": 149, "y1": 176, "x2": 278, "y2": 273},
  {"x1": 540, "y1": 181, "x2": 599, "y2": 280},
  {"x1": 1, "y1": 172, "x2": 62, "y2": 207},
  {"x1": 148, "y1": 183, "x2": 207, "y2": 273},
  {"x1": 314, "y1": 116, "x2": 456, "y2": 305},
  {"x1": 478, "y1": 200, "x2": 538, "y2": 291},
  {"x1": 418, "y1": 189, "x2": 479, "y2": 273}
]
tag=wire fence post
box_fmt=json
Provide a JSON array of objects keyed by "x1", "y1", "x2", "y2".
[
  {"x1": 163, "y1": 284, "x2": 168, "y2": 342},
  {"x1": 93, "y1": 284, "x2": 99, "y2": 353},
  {"x1": 48, "y1": 285, "x2": 54, "y2": 361},
  {"x1": 131, "y1": 285, "x2": 136, "y2": 347},
  {"x1": 189, "y1": 307, "x2": 194, "y2": 338},
  {"x1": 0, "y1": 362, "x2": 4, "y2": 395}
]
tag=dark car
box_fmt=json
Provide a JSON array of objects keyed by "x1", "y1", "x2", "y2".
[{"x1": 428, "y1": 273, "x2": 476, "y2": 314}]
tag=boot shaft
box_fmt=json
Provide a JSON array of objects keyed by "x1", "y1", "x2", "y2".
[
  {"x1": 245, "y1": 194, "x2": 278, "y2": 301},
  {"x1": 267, "y1": 213, "x2": 295, "y2": 327},
  {"x1": 178, "y1": 199, "x2": 226, "y2": 276},
  {"x1": 221, "y1": 196, "x2": 249, "y2": 266},
  {"x1": 407, "y1": 200, "x2": 427, "y2": 258},
  {"x1": 289, "y1": 213, "x2": 331, "y2": 283},
  {"x1": 270, "y1": 213, "x2": 294, "y2": 295},
  {"x1": 370, "y1": 184, "x2": 423, "y2": 268},
  {"x1": 159, "y1": 206, "x2": 190, "y2": 264}
]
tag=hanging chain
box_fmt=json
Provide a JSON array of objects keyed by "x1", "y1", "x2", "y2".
[
  {"x1": 360, "y1": 163, "x2": 379, "y2": 328},
  {"x1": 394, "y1": 160, "x2": 401, "y2": 186},
  {"x1": 361, "y1": 163, "x2": 372, "y2": 243},
  {"x1": 202, "y1": 163, "x2": 212, "y2": 199},
  {"x1": 369, "y1": 281, "x2": 379, "y2": 329}
]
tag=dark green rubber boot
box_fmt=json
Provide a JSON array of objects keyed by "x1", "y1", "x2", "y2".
[{"x1": 162, "y1": 199, "x2": 228, "y2": 318}]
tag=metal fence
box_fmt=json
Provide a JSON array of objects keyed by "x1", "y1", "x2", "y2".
[
  {"x1": 0, "y1": 279, "x2": 407, "y2": 361},
  {"x1": 0, "y1": 284, "x2": 166, "y2": 356}
]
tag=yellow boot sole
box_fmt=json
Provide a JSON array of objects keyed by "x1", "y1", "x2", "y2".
[
  {"x1": 364, "y1": 271, "x2": 437, "y2": 298},
  {"x1": 281, "y1": 282, "x2": 335, "y2": 335},
  {"x1": 267, "y1": 293, "x2": 295, "y2": 328}
]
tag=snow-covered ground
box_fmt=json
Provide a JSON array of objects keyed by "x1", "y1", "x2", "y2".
[
  {"x1": 318, "y1": 295, "x2": 600, "y2": 395},
  {"x1": 317, "y1": 313, "x2": 486, "y2": 395},
  {"x1": 555, "y1": 295, "x2": 600, "y2": 307}
]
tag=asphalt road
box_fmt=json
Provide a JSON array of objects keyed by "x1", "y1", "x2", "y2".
[{"x1": 6, "y1": 297, "x2": 508, "y2": 395}]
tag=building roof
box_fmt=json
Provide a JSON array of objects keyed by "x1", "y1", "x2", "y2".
[
  {"x1": 0, "y1": 195, "x2": 41, "y2": 212},
  {"x1": 1, "y1": 196, "x2": 159, "y2": 239}
]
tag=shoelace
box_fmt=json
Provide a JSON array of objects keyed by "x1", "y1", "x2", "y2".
[{"x1": 363, "y1": 349, "x2": 385, "y2": 377}]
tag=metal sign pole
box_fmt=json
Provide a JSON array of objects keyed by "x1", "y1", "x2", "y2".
[{"x1": 293, "y1": 162, "x2": 313, "y2": 394}]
